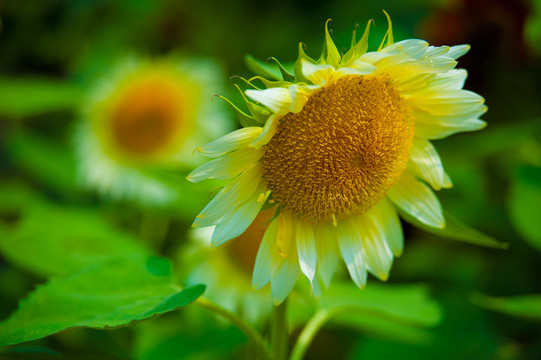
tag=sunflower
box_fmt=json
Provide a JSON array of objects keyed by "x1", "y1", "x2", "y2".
[
  {"x1": 187, "y1": 14, "x2": 487, "y2": 304},
  {"x1": 75, "y1": 56, "x2": 230, "y2": 206}
]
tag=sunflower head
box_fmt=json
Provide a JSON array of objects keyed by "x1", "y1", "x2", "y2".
[
  {"x1": 76, "y1": 56, "x2": 231, "y2": 205},
  {"x1": 188, "y1": 13, "x2": 487, "y2": 304}
]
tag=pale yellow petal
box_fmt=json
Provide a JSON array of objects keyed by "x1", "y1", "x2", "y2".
[
  {"x1": 337, "y1": 217, "x2": 367, "y2": 289},
  {"x1": 210, "y1": 183, "x2": 267, "y2": 246},
  {"x1": 409, "y1": 137, "x2": 447, "y2": 190},
  {"x1": 387, "y1": 171, "x2": 445, "y2": 229},
  {"x1": 195, "y1": 127, "x2": 262, "y2": 157},
  {"x1": 186, "y1": 147, "x2": 263, "y2": 182},
  {"x1": 252, "y1": 216, "x2": 282, "y2": 290},
  {"x1": 246, "y1": 87, "x2": 292, "y2": 114},
  {"x1": 315, "y1": 222, "x2": 339, "y2": 288},
  {"x1": 296, "y1": 220, "x2": 317, "y2": 283}
]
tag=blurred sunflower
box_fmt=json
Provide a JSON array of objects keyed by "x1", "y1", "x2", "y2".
[
  {"x1": 181, "y1": 209, "x2": 275, "y2": 324},
  {"x1": 188, "y1": 15, "x2": 487, "y2": 304},
  {"x1": 75, "y1": 56, "x2": 230, "y2": 206}
]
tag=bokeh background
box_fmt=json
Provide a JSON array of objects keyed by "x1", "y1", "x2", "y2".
[{"x1": 1, "y1": 0, "x2": 541, "y2": 359}]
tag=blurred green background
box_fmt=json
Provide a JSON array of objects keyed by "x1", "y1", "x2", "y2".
[{"x1": 1, "y1": 0, "x2": 541, "y2": 359}]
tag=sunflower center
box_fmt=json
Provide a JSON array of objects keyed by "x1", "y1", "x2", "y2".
[
  {"x1": 111, "y1": 79, "x2": 181, "y2": 157},
  {"x1": 262, "y1": 75, "x2": 414, "y2": 223}
]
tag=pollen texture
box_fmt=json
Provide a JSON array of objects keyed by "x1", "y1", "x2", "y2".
[
  {"x1": 262, "y1": 75, "x2": 414, "y2": 223},
  {"x1": 111, "y1": 79, "x2": 181, "y2": 156}
]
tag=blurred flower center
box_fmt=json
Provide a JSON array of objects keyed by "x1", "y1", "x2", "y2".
[
  {"x1": 225, "y1": 208, "x2": 275, "y2": 274},
  {"x1": 262, "y1": 75, "x2": 414, "y2": 222},
  {"x1": 111, "y1": 79, "x2": 182, "y2": 156}
]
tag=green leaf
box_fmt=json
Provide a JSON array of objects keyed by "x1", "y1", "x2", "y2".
[
  {"x1": 0, "y1": 77, "x2": 83, "y2": 119},
  {"x1": 0, "y1": 256, "x2": 206, "y2": 346},
  {"x1": 296, "y1": 282, "x2": 442, "y2": 343},
  {"x1": 399, "y1": 209, "x2": 508, "y2": 249},
  {"x1": 244, "y1": 55, "x2": 282, "y2": 81},
  {"x1": 0, "y1": 203, "x2": 151, "y2": 277},
  {"x1": 134, "y1": 313, "x2": 246, "y2": 360},
  {"x1": 470, "y1": 292, "x2": 541, "y2": 321},
  {"x1": 0, "y1": 182, "x2": 41, "y2": 214},
  {"x1": 5, "y1": 132, "x2": 77, "y2": 195},
  {"x1": 322, "y1": 282, "x2": 442, "y2": 328},
  {"x1": 508, "y1": 165, "x2": 541, "y2": 252}
]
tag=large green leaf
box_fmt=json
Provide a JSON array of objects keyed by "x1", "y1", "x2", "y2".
[
  {"x1": 0, "y1": 203, "x2": 150, "y2": 277},
  {"x1": 5, "y1": 132, "x2": 77, "y2": 195},
  {"x1": 0, "y1": 256, "x2": 205, "y2": 346},
  {"x1": 322, "y1": 282, "x2": 442, "y2": 327},
  {"x1": 400, "y1": 209, "x2": 508, "y2": 249},
  {"x1": 0, "y1": 182, "x2": 42, "y2": 214},
  {"x1": 0, "y1": 77, "x2": 82, "y2": 119},
  {"x1": 291, "y1": 282, "x2": 443, "y2": 343},
  {"x1": 508, "y1": 165, "x2": 541, "y2": 252},
  {"x1": 470, "y1": 292, "x2": 541, "y2": 321}
]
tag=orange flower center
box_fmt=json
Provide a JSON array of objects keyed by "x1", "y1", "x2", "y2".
[
  {"x1": 111, "y1": 78, "x2": 182, "y2": 157},
  {"x1": 262, "y1": 75, "x2": 414, "y2": 223}
]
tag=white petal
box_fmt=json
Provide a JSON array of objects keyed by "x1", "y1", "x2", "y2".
[
  {"x1": 337, "y1": 218, "x2": 367, "y2": 289},
  {"x1": 426, "y1": 69, "x2": 468, "y2": 91},
  {"x1": 334, "y1": 62, "x2": 376, "y2": 77},
  {"x1": 349, "y1": 60, "x2": 378, "y2": 73},
  {"x1": 357, "y1": 204, "x2": 396, "y2": 280},
  {"x1": 447, "y1": 44, "x2": 470, "y2": 59},
  {"x1": 289, "y1": 84, "x2": 319, "y2": 113},
  {"x1": 387, "y1": 171, "x2": 445, "y2": 229},
  {"x1": 186, "y1": 147, "x2": 263, "y2": 182},
  {"x1": 315, "y1": 222, "x2": 339, "y2": 288},
  {"x1": 246, "y1": 87, "x2": 292, "y2": 114},
  {"x1": 424, "y1": 45, "x2": 450, "y2": 58},
  {"x1": 271, "y1": 258, "x2": 299, "y2": 305},
  {"x1": 392, "y1": 73, "x2": 434, "y2": 93},
  {"x1": 373, "y1": 198, "x2": 404, "y2": 257},
  {"x1": 252, "y1": 216, "x2": 282, "y2": 290},
  {"x1": 301, "y1": 60, "x2": 335, "y2": 85},
  {"x1": 251, "y1": 113, "x2": 281, "y2": 149},
  {"x1": 413, "y1": 107, "x2": 487, "y2": 140},
  {"x1": 193, "y1": 163, "x2": 263, "y2": 227},
  {"x1": 195, "y1": 127, "x2": 262, "y2": 157},
  {"x1": 383, "y1": 39, "x2": 429, "y2": 60},
  {"x1": 296, "y1": 221, "x2": 317, "y2": 283},
  {"x1": 210, "y1": 184, "x2": 268, "y2": 246},
  {"x1": 407, "y1": 90, "x2": 485, "y2": 117},
  {"x1": 409, "y1": 137, "x2": 447, "y2": 190}
]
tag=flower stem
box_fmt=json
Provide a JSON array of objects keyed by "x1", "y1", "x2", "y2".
[
  {"x1": 195, "y1": 297, "x2": 271, "y2": 360},
  {"x1": 271, "y1": 298, "x2": 289, "y2": 360},
  {"x1": 290, "y1": 306, "x2": 356, "y2": 360}
]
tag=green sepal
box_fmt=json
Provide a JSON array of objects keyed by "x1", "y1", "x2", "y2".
[
  {"x1": 249, "y1": 75, "x2": 293, "y2": 89},
  {"x1": 399, "y1": 208, "x2": 508, "y2": 249},
  {"x1": 341, "y1": 19, "x2": 373, "y2": 66},
  {"x1": 231, "y1": 76, "x2": 261, "y2": 90},
  {"x1": 321, "y1": 19, "x2": 341, "y2": 67},
  {"x1": 216, "y1": 95, "x2": 261, "y2": 127},
  {"x1": 378, "y1": 10, "x2": 394, "y2": 51},
  {"x1": 233, "y1": 84, "x2": 271, "y2": 124},
  {"x1": 294, "y1": 43, "x2": 316, "y2": 83},
  {"x1": 245, "y1": 54, "x2": 282, "y2": 81},
  {"x1": 266, "y1": 57, "x2": 295, "y2": 82}
]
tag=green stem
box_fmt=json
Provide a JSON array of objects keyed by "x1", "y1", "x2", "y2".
[
  {"x1": 290, "y1": 306, "x2": 356, "y2": 360},
  {"x1": 195, "y1": 297, "x2": 271, "y2": 360},
  {"x1": 271, "y1": 299, "x2": 289, "y2": 360}
]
